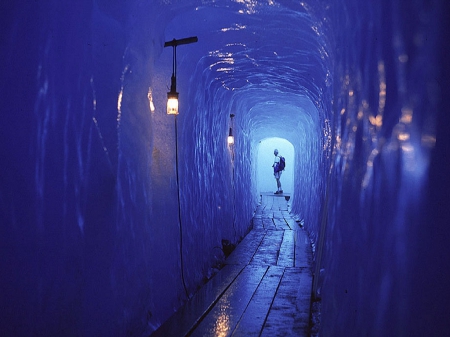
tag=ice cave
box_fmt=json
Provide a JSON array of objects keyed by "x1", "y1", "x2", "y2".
[{"x1": 1, "y1": 0, "x2": 449, "y2": 336}]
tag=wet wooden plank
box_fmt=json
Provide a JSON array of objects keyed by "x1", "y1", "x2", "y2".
[
  {"x1": 262, "y1": 195, "x2": 288, "y2": 210},
  {"x1": 272, "y1": 204, "x2": 285, "y2": 212},
  {"x1": 262, "y1": 210, "x2": 273, "y2": 218},
  {"x1": 226, "y1": 230, "x2": 266, "y2": 265},
  {"x1": 273, "y1": 218, "x2": 290, "y2": 230},
  {"x1": 262, "y1": 218, "x2": 276, "y2": 230},
  {"x1": 261, "y1": 267, "x2": 312, "y2": 337},
  {"x1": 278, "y1": 203, "x2": 288, "y2": 212},
  {"x1": 190, "y1": 265, "x2": 268, "y2": 337},
  {"x1": 273, "y1": 198, "x2": 288, "y2": 211},
  {"x1": 284, "y1": 219, "x2": 293, "y2": 230},
  {"x1": 252, "y1": 218, "x2": 264, "y2": 230},
  {"x1": 277, "y1": 230, "x2": 295, "y2": 267},
  {"x1": 285, "y1": 217, "x2": 298, "y2": 230},
  {"x1": 231, "y1": 266, "x2": 284, "y2": 337},
  {"x1": 153, "y1": 192, "x2": 312, "y2": 337},
  {"x1": 150, "y1": 264, "x2": 244, "y2": 337},
  {"x1": 260, "y1": 195, "x2": 274, "y2": 207},
  {"x1": 254, "y1": 206, "x2": 264, "y2": 217},
  {"x1": 250, "y1": 230, "x2": 284, "y2": 266},
  {"x1": 281, "y1": 210, "x2": 291, "y2": 218},
  {"x1": 273, "y1": 210, "x2": 284, "y2": 218}
]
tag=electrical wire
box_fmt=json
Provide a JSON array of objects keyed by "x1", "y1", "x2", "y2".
[
  {"x1": 175, "y1": 115, "x2": 189, "y2": 298},
  {"x1": 232, "y1": 159, "x2": 237, "y2": 241}
]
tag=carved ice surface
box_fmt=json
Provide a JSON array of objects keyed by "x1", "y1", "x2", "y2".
[{"x1": 0, "y1": 0, "x2": 448, "y2": 336}]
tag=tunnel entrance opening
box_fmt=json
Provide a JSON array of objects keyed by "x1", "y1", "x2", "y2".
[{"x1": 256, "y1": 137, "x2": 294, "y2": 196}]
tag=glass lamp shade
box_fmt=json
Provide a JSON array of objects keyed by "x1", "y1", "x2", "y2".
[
  {"x1": 167, "y1": 91, "x2": 179, "y2": 115},
  {"x1": 227, "y1": 127, "x2": 234, "y2": 144}
]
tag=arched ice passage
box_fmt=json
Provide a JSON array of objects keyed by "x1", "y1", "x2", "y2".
[
  {"x1": 256, "y1": 137, "x2": 295, "y2": 195},
  {"x1": 144, "y1": 11, "x2": 331, "y2": 329},
  {"x1": 151, "y1": 2, "x2": 331, "y2": 270},
  {"x1": 1, "y1": 0, "x2": 446, "y2": 336},
  {"x1": 137, "y1": 2, "x2": 332, "y2": 330},
  {"x1": 142, "y1": 1, "x2": 443, "y2": 335}
]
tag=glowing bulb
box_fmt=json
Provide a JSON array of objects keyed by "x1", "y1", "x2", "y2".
[
  {"x1": 227, "y1": 128, "x2": 234, "y2": 145},
  {"x1": 167, "y1": 92, "x2": 179, "y2": 115}
]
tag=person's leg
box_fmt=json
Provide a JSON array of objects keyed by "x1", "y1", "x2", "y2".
[
  {"x1": 274, "y1": 172, "x2": 280, "y2": 193},
  {"x1": 278, "y1": 172, "x2": 282, "y2": 193}
]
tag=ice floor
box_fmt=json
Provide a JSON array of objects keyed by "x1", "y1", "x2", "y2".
[{"x1": 152, "y1": 194, "x2": 313, "y2": 336}]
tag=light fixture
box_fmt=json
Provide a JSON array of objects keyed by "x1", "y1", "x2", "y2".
[
  {"x1": 227, "y1": 127, "x2": 234, "y2": 145},
  {"x1": 164, "y1": 36, "x2": 198, "y2": 115},
  {"x1": 167, "y1": 90, "x2": 179, "y2": 115},
  {"x1": 228, "y1": 113, "x2": 235, "y2": 145},
  {"x1": 163, "y1": 37, "x2": 197, "y2": 298}
]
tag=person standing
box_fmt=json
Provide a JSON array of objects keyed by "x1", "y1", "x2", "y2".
[{"x1": 272, "y1": 149, "x2": 283, "y2": 194}]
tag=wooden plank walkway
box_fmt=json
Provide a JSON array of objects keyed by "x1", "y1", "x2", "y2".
[{"x1": 151, "y1": 193, "x2": 313, "y2": 337}]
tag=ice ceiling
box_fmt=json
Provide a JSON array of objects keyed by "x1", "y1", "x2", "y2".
[
  {"x1": 149, "y1": 1, "x2": 331, "y2": 222},
  {"x1": 155, "y1": 1, "x2": 329, "y2": 145}
]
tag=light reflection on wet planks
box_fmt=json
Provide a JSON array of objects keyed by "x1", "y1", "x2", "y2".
[{"x1": 151, "y1": 195, "x2": 312, "y2": 337}]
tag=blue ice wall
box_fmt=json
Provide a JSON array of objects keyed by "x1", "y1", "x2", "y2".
[
  {"x1": 1, "y1": 0, "x2": 448, "y2": 336},
  {"x1": 319, "y1": 1, "x2": 450, "y2": 335}
]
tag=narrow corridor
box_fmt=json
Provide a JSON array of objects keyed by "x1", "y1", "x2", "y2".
[
  {"x1": 152, "y1": 194, "x2": 313, "y2": 336},
  {"x1": 2, "y1": 1, "x2": 447, "y2": 335}
]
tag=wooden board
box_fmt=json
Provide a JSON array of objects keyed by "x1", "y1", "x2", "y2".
[{"x1": 151, "y1": 194, "x2": 312, "y2": 337}]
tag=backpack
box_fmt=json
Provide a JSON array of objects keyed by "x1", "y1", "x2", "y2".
[{"x1": 278, "y1": 156, "x2": 286, "y2": 171}]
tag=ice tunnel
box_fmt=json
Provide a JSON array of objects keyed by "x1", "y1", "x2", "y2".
[{"x1": 1, "y1": 0, "x2": 449, "y2": 336}]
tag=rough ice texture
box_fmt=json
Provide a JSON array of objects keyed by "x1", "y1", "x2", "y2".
[{"x1": 0, "y1": 0, "x2": 448, "y2": 336}]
